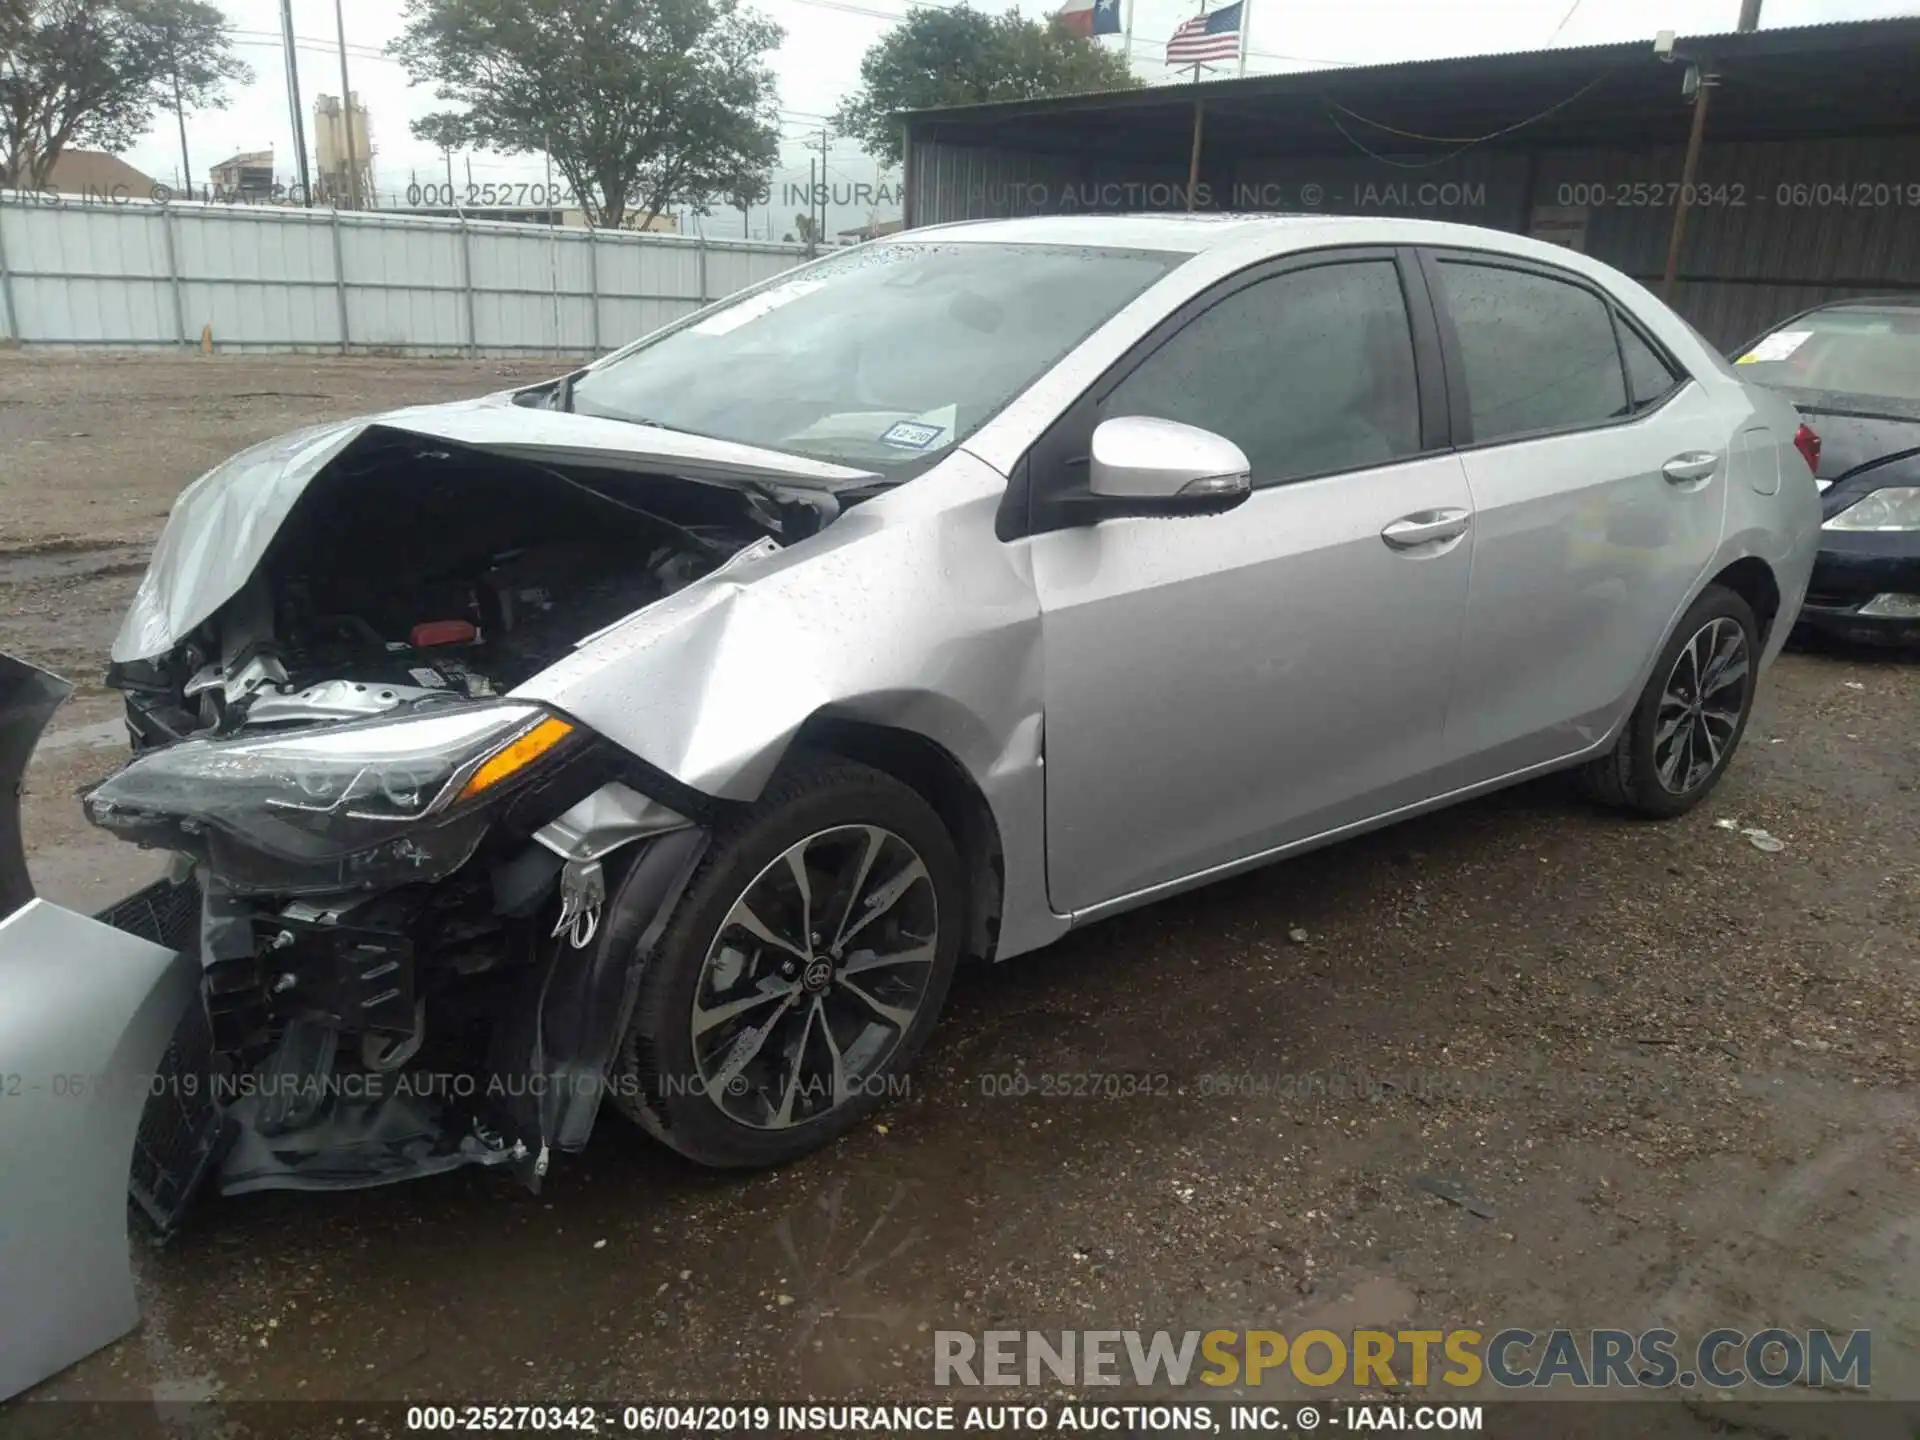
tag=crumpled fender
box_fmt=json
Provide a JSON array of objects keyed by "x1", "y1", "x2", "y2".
[
  {"x1": 513, "y1": 449, "x2": 1066, "y2": 961},
  {"x1": 0, "y1": 652, "x2": 197, "y2": 1399}
]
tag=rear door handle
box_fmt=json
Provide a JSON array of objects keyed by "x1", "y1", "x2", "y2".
[
  {"x1": 1381, "y1": 508, "x2": 1470, "y2": 551},
  {"x1": 1662, "y1": 451, "x2": 1721, "y2": 484}
]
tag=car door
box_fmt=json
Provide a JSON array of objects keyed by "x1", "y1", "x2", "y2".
[
  {"x1": 1022, "y1": 249, "x2": 1475, "y2": 917},
  {"x1": 1417, "y1": 249, "x2": 1727, "y2": 783}
]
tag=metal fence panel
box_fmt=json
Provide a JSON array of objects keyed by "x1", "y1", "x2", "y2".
[{"x1": 0, "y1": 192, "x2": 806, "y2": 356}]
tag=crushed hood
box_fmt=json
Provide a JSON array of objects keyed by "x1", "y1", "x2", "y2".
[{"x1": 112, "y1": 393, "x2": 880, "y2": 664}]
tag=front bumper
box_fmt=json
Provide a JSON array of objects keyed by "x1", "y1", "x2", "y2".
[{"x1": 1794, "y1": 532, "x2": 1920, "y2": 645}]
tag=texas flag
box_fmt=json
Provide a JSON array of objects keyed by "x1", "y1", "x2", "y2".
[{"x1": 1057, "y1": 0, "x2": 1123, "y2": 38}]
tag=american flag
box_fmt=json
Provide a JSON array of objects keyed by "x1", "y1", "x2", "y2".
[{"x1": 1166, "y1": 0, "x2": 1243, "y2": 63}]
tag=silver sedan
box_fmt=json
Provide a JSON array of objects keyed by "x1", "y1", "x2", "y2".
[{"x1": 10, "y1": 214, "x2": 1822, "y2": 1241}]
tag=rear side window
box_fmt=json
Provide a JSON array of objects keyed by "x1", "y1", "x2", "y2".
[
  {"x1": 1101, "y1": 259, "x2": 1422, "y2": 485},
  {"x1": 1619, "y1": 322, "x2": 1682, "y2": 410},
  {"x1": 1436, "y1": 261, "x2": 1628, "y2": 442}
]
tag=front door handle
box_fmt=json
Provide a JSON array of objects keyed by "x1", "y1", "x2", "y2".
[
  {"x1": 1381, "y1": 508, "x2": 1471, "y2": 551},
  {"x1": 1662, "y1": 451, "x2": 1721, "y2": 485}
]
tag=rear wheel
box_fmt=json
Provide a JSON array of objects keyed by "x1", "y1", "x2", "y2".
[
  {"x1": 612, "y1": 755, "x2": 963, "y2": 1168},
  {"x1": 1578, "y1": 584, "x2": 1758, "y2": 817}
]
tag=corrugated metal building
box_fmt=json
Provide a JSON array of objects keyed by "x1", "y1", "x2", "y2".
[{"x1": 899, "y1": 17, "x2": 1920, "y2": 349}]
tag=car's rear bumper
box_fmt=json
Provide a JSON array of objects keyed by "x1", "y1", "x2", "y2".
[{"x1": 1795, "y1": 534, "x2": 1920, "y2": 645}]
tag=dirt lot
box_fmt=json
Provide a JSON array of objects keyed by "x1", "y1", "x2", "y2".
[{"x1": 3, "y1": 353, "x2": 1917, "y2": 1430}]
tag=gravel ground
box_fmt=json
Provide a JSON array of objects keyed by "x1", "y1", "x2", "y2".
[{"x1": 2, "y1": 353, "x2": 1916, "y2": 1431}]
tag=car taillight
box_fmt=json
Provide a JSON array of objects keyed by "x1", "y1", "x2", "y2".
[{"x1": 1794, "y1": 422, "x2": 1821, "y2": 474}]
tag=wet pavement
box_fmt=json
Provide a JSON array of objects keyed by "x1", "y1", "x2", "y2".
[{"x1": 1, "y1": 355, "x2": 1916, "y2": 1428}]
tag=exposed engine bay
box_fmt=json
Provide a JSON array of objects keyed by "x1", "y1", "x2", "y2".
[
  {"x1": 81, "y1": 428, "x2": 849, "y2": 1221},
  {"x1": 107, "y1": 433, "x2": 810, "y2": 746}
]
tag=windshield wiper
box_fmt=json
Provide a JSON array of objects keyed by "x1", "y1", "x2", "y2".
[{"x1": 566, "y1": 397, "x2": 708, "y2": 439}]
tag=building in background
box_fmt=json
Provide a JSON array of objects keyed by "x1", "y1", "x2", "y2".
[
  {"x1": 314, "y1": 94, "x2": 374, "y2": 208},
  {"x1": 572, "y1": 208, "x2": 678, "y2": 232},
  {"x1": 207, "y1": 150, "x2": 276, "y2": 203},
  {"x1": 41, "y1": 150, "x2": 160, "y2": 200},
  {"x1": 837, "y1": 217, "x2": 905, "y2": 243},
  {"x1": 898, "y1": 16, "x2": 1920, "y2": 349}
]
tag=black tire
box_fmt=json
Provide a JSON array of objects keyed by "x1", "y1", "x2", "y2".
[
  {"x1": 611, "y1": 753, "x2": 964, "y2": 1168},
  {"x1": 1577, "y1": 583, "x2": 1759, "y2": 817}
]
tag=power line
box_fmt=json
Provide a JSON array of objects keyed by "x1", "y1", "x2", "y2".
[
  {"x1": 1322, "y1": 73, "x2": 1608, "y2": 168},
  {"x1": 226, "y1": 26, "x2": 389, "y2": 60},
  {"x1": 1545, "y1": 0, "x2": 1586, "y2": 45},
  {"x1": 230, "y1": 37, "x2": 402, "y2": 68},
  {"x1": 1324, "y1": 73, "x2": 1605, "y2": 145}
]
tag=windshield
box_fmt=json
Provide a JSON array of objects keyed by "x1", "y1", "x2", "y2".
[
  {"x1": 1735, "y1": 305, "x2": 1920, "y2": 407},
  {"x1": 568, "y1": 242, "x2": 1184, "y2": 472}
]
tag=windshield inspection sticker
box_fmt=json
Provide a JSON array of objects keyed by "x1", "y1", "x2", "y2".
[
  {"x1": 1737, "y1": 329, "x2": 1812, "y2": 364},
  {"x1": 880, "y1": 420, "x2": 947, "y2": 450}
]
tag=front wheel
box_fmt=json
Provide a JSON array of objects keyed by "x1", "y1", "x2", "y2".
[
  {"x1": 1577, "y1": 583, "x2": 1759, "y2": 817},
  {"x1": 611, "y1": 755, "x2": 964, "y2": 1168}
]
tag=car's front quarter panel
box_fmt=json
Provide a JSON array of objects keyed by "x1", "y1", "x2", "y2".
[{"x1": 511, "y1": 449, "x2": 1067, "y2": 960}]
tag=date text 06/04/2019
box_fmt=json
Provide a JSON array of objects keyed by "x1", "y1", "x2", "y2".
[{"x1": 404, "y1": 1403, "x2": 1482, "y2": 1434}]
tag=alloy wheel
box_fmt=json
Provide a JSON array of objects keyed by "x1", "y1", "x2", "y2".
[
  {"x1": 1653, "y1": 615, "x2": 1750, "y2": 795},
  {"x1": 689, "y1": 825, "x2": 939, "y2": 1129}
]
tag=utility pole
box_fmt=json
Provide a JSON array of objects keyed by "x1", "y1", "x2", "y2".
[
  {"x1": 332, "y1": 0, "x2": 360, "y2": 208},
  {"x1": 1661, "y1": 65, "x2": 1713, "y2": 300},
  {"x1": 1661, "y1": 0, "x2": 1757, "y2": 299},
  {"x1": 817, "y1": 126, "x2": 830, "y2": 248},
  {"x1": 279, "y1": 0, "x2": 312, "y2": 204},
  {"x1": 169, "y1": 27, "x2": 193, "y2": 201},
  {"x1": 806, "y1": 156, "x2": 817, "y2": 256}
]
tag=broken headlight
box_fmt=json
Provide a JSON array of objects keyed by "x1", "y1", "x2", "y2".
[{"x1": 85, "y1": 702, "x2": 578, "y2": 895}]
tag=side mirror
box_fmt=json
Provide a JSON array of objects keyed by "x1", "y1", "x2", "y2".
[{"x1": 1082, "y1": 415, "x2": 1252, "y2": 518}]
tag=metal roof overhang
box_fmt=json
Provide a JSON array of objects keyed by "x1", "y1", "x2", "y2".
[{"x1": 902, "y1": 17, "x2": 1920, "y2": 167}]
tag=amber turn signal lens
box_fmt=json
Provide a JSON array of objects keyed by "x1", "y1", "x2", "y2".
[{"x1": 457, "y1": 715, "x2": 575, "y2": 802}]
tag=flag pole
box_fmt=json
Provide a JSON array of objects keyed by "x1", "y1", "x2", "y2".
[
  {"x1": 1236, "y1": 0, "x2": 1250, "y2": 76},
  {"x1": 1185, "y1": 0, "x2": 1207, "y2": 209},
  {"x1": 1121, "y1": 0, "x2": 1135, "y2": 71}
]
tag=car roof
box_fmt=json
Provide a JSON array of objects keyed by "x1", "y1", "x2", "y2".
[{"x1": 904, "y1": 212, "x2": 1523, "y2": 255}]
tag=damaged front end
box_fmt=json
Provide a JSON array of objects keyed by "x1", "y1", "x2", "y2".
[{"x1": 81, "y1": 410, "x2": 867, "y2": 1218}]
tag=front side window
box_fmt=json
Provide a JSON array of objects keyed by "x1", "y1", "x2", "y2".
[
  {"x1": 1100, "y1": 259, "x2": 1422, "y2": 485},
  {"x1": 1437, "y1": 260, "x2": 1629, "y2": 442},
  {"x1": 568, "y1": 242, "x2": 1184, "y2": 474}
]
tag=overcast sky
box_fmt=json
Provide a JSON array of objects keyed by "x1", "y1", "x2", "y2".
[{"x1": 122, "y1": 0, "x2": 1918, "y2": 239}]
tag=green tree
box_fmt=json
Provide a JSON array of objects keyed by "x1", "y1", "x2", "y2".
[
  {"x1": 0, "y1": 0, "x2": 249, "y2": 187},
  {"x1": 393, "y1": 0, "x2": 782, "y2": 231},
  {"x1": 833, "y1": 5, "x2": 1136, "y2": 167}
]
